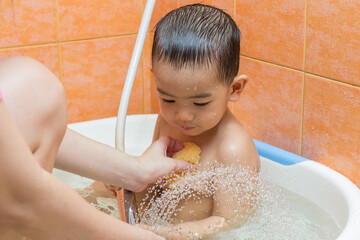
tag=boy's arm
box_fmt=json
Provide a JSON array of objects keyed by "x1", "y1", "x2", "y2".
[
  {"x1": 149, "y1": 134, "x2": 259, "y2": 239},
  {"x1": 211, "y1": 134, "x2": 260, "y2": 226},
  {"x1": 0, "y1": 101, "x2": 164, "y2": 240}
]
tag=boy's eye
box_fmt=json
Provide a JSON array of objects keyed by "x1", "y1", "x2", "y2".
[
  {"x1": 194, "y1": 102, "x2": 210, "y2": 107},
  {"x1": 162, "y1": 98, "x2": 175, "y2": 104}
]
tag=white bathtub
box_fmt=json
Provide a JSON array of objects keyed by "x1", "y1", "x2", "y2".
[{"x1": 54, "y1": 114, "x2": 360, "y2": 239}]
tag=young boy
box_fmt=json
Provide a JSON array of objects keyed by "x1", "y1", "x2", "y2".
[{"x1": 135, "y1": 4, "x2": 260, "y2": 239}]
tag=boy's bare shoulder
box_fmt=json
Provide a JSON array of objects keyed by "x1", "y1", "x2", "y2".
[{"x1": 215, "y1": 114, "x2": 259, "y2": 170}]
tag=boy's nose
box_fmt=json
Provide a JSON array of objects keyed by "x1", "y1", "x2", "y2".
[{"x1": 176, "y1": 108, "x2": 194, "y2": 122}]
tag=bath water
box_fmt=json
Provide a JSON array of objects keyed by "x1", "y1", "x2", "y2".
[
  {"x1": 136, "y1": 162, "x2": 341, "y2": 240},
  {"x1": 77, "y1": 181, "x2": 120, "y2": 219},
  {"x1": 207, "y1": 185, "x2": 341, "y2": 240}
]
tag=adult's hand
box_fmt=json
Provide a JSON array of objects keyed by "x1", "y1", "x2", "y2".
[{"x1": 131, "y1": 136, "x2": 193, "y2": 192}]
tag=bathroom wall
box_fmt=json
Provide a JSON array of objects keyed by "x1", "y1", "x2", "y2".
[{"x1": 0, "y1": 0, "x2": 359, "y2": 187}]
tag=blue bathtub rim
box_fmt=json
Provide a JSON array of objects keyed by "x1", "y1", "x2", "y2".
[{"x1": 253, "y1": 139, "x2": 308, "y2": 165}]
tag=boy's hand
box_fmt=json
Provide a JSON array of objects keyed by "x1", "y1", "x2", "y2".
[
  {"x1": 137, "y1": 216, "x2": 226, "y2": 240},
  {"x1": 163, "y1": 136, "x2": 184, "y2": 157},
  {"x1": 137, "y1": 224, "x2": 182, "y2": 240},
  {"x1": 104, "y1": 184, "x2": 121, "y2": 197}
]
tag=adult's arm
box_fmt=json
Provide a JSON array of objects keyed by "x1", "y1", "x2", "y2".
[
  {"x1": 55, "y1": 127, "x2": 190, "y2": 192},
  {"x1": 0, "y1": 100, "x2": 164, "y2": 240}
]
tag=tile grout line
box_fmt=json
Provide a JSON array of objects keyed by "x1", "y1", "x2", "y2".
[
  {"x1": 232, "y1": 0, "x2": 236, "y2": 113},
  {"x1": 57, "y1": 33, "x2": 139, "y2": 44},
  {"x1": 240, "y1": 55, "x2": 304, "y2": 73},
  {"x1": 300, "y1": 0, "x2": 309, "y2": 157},
  {"x1": 1, "y1": 43, "x2": 356, "y2": 89},
  {"x1": 148, "y1": 33, "x2": 153, "y2": 114},
  {"x1": 0, "y1": 42, "x2": 57, "y2": 51},
  {"x1": 55, "y1": 0, "x2": 62, "y2": 83},
  {"x1": 234, "y1": 0, "x2": 236, "y2": 20},
  {"x1": 0, "y1": 34, "x2": 140, "y2": 51},
  {"x1": 240, "y1": 55, "x2": 360, "y2": 88},
  {"x1": 305, "y1": 72, "x2": 360, "y2": 88}
]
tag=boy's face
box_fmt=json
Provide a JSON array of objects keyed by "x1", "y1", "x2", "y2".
[{"x1": 153, "y1": 61, "x2": 231, "y2": 136}]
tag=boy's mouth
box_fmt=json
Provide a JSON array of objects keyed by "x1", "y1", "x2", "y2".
[{"x1": 180, "y1": 125, "x2": 194, "y2": 131}]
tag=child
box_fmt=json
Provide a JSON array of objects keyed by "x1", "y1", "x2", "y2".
[
  {"x1": 0, "y1": 56, "x2": 190, "y2": 240},
  {"x1": 135, "y1": 4, "x2": 260, "y2": 239}
]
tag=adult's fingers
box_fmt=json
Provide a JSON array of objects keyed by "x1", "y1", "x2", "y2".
[
  {"x1": 155, "y1": 136, "x2": 183, "y2": 157},
  {"x1": 170, "y1": 158, "x2": 194, "y2": 173}
]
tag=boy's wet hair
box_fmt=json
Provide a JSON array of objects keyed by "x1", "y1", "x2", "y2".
[{"x1": 152, "y1": 4, "x2": 241, "y2": 85}]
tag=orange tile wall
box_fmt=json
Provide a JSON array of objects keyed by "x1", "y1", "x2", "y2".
[{"x1": 0, "y1": 0, "x2": 359, "y2": 187}]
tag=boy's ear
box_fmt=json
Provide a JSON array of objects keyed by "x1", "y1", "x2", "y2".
[{"x1": 228, "y1": 75, "x2": 249, "y2": 102}]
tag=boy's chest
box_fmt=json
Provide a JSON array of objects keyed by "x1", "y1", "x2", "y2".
[{"x1": 159, "y1": 127, "x2": 221, "y2": 166}]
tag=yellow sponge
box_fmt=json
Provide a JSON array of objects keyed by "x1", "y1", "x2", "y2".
[{"x1": 166, "y1": 142, "x2": 201, "y2": 186}]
